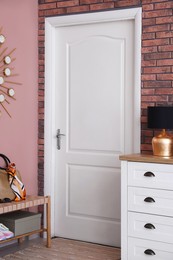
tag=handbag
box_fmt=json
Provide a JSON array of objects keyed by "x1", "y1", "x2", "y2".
[{"x1": 0, "y1": 154, "x2": 26, "y2": 201}]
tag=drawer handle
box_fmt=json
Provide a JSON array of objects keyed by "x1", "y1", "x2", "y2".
[
  {"x1": 144, "y1": 223, "x2": 156, "y2": 230},
  {"x1": 144, "y1": 171, "x2": 155, "y2": 177},
  {"x1": 144, "y1": 197, "x2": 155, "y2": 203},
  {"x1": 144, "y1": 249, "x2": 156, "y2": 256}
]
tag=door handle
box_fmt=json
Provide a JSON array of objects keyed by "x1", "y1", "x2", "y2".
[
  {"x1": 144, "y1": 223, "x2": 156, "y2": 230},
  {"x1": 144, "y1": 249, "x2": 156, "y2": 256},
  {"x1": 144, "y1": 171, "x2": 155, "y2": 177},
  {"x1": 56, "y1": 129, "x2": 65, "y2": 150},
  {"x1": 144, "y1": 197, "x2": 155, "y2": 203}
]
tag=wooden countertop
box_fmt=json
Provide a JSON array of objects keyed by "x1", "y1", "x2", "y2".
[{"x1": 119, "y1": 153, "x2": 173, "y2": 164}]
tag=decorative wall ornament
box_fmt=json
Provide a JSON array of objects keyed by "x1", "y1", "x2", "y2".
[{"x1": 0, "y1": 27, "x2": 21, "y2": 117}]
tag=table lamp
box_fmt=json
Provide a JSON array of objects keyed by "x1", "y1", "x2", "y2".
[{"x1": 147, "y1": 106, "x2": 173, "y2": 157}]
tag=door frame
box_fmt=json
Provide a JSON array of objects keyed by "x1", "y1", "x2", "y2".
[{"x1": 44, "y1": 8, "x2": 142, "y2": 236}]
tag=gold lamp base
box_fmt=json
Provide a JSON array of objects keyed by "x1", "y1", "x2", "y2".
[{"x1": 152, "y1": 129, "x2": 173, "y2": 157}]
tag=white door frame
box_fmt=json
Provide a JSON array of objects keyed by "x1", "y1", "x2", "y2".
[{"x1": 44, "y1": 8, "x2": 142, "y2": 236}]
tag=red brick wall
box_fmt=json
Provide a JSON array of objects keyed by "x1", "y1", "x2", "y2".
[{"x1": 38, "y1": 0, "x2": 173, "y2": 195}]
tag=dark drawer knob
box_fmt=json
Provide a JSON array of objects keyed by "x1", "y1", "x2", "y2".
[
  {"x1": 144, "y1": 249, "x2": 156, "y2": 255},
  {"x1": 144, "y1": 223, "x2": 156, "y2": 230},
  {"x1": 144, "y1": 197, "x2": 155, "y2": 203},
  {"x1": 144, "y1": 171, "x2": 155, "y2": 177}
]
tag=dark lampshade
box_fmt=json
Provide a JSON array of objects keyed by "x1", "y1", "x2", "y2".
[
  {"x1": 148, "y1": 106, "x2": 173, "y2": 130},
  {"x1": 147, "y1": 106, "x2": 173, "y2": 157}
]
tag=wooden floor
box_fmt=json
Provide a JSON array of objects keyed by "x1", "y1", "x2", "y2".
[{"x1": 0, "y1": 237, "x2": 121, "y2": 260}]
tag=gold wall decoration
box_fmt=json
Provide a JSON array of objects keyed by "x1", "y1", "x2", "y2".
[{"x1": 0, "y1": 27, "x2": 21, "y2": 118}]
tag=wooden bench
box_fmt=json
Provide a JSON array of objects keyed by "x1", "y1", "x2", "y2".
[{"x1": 0, "y1": 195, "x2": 51, "y2": 248}]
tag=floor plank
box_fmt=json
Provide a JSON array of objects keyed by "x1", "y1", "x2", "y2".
[{"x1": 0, "y1": 238, "x2": 121, "y2": 260}]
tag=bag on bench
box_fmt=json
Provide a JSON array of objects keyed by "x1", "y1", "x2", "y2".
[{"x1": 0, "y1": 154, "x2": 26, "y2": 202}]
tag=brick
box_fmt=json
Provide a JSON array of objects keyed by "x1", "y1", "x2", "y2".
[
  {"x1": 142, "y1": 18, "x2": 156, "y2": 26},
  {"x1": 38, "y1": 96, "x2": 44, "y2": 102},
  {"x1": 155, "y1": 88, "x2": 173, "y2": 94},
  {"x1": 141, "y1": 74, "x2": 156, "y2": 81},
  {"x1": 157, "y1": 59, "x2": 173, "y2": 66},
  {"x1": 144, "y1": 52, "x2": 171, "y2": 60},
  {"x1": 39, "y1": 54, "x2": 44, "y2": 60},
  {"x1": 39, "y1": 10, "x2": 45, "y2": 16},
  {"x1": 39, "y1": 119, "x2": 44, "y2": 127},
  {"x1": 39, "y1": 72, "x2": 44, "y2": 78},
  {"x1": 39, "y1": 78, "x2": 45, "y2": 84},
  {"x1": 67, "y1": 5, "x2": 89, "y2": 13},
  {"x1": 38, "y1": 36, "x2": 44, "y2": 42},
  {"x1": 141, "y1": 102, "x2": 155, "y2": 109},
  {"x1": 38, "y1": 145, "x2": 44, "y2": 151},
  {"x1": 143, "y1": 81, "x2": 172, "y2": 87},
  {"x1": 38, "y1": 30, "x2": 45, "y2": 36},
  {"x1": 38, "y1": 133, "x2": 44, "y2": 139},
  {"x1": 157, "y1": 74, "x2": 173, "y2": 80},
  {"x1": 142, "y1": 4, "x2": 154, "y2": 11},
  {"x1": 142, "y1": 32, "x2": 155, "y2": 40},
  {"x1": 158, "y1": 45, "x2": 173, "y2": 52},
  {"x1": 141, "y1": 116, "x2": 147, "y2": 123},
  {"x1": 142, "y1": 60, "x2": 156, "y2": 67},
  {"x1": 44, "y1": 8, "x2": 66, "y2": 16},
  {"x1": 45, "y1": 0, "x2": 57, "y2": 2},
  {"x1": 143, "y1": 9, "x2": 172, "y2": 19},
  {"x1": 141, "y1": 89, "x2": 155, "y2": 95},
  {"x1": 144, "y1": 137, "x2": 153, "y2": 143},
  {"x1": 39, "y1": 108, "x2": 44, "y2": 115},
  {"x1": 142, "y1": 46, "x2": 157, "y2": 53},
  {"x1": 143, "y1": 66, "x2": 171, "y2": 74},
  {"x1": 143, "y1": 38, "x2": 169, "y2": 47},
  {"x1": 39, "y1": 23, "x2": 45, "y2": 30},
  {"x1": 38, "y1": 83, "x2": 44, "y2": 90},
  {"x1": 142, "y1": 0, "x2": 170, "y2": 4},
  {"x1": 156, "y1": 31, "x2": 173, "y2": 38},
  {"x1": 57, "y1": 0, "x2": 79, "y2": 8},
  {"x1": 38, "y1": 113, "x2": 45, "y2": 120},
  {"x1": 169, "y1": 95, "x2": 173, "y2": 101},
  {"x1": 140, "y1": 144, "x2": 153, "y2": 151},
  {"x1": 39, "y1": 3, "x2": 56, "y2": 9},
  {"x1": 143, "y1": 24, "x2": 170, "y2": 33},
  {"x1": 90, "y1": 2, "x2": 114, "y2": 11},
  {"x1": 38, "y1": 17, "x2": 45, "y2": 23},
  {"x1": 38, "y1": 42, "x2": 44, "y2": 48},
  {"x1": 143, "y1": 130, "x2": 153, "y2": 137},
  {"x1": 141, "y1": 96, "x2": 168, "y2": 102},
  {"x1": 80, "y1": 0, "x2": 102, "y2": 4},
  {"x1": 38, "y1": 151, "x2": 44, "y2": 157},
  {"x1": 156, "y1": 16, "x2": 173, "y2": 24},
  {"x1": 114, "y1": 0, "x2": 141, "y2": 7},
  {"x1": 155, "y1": 2, "x2": 173, "y2": 9},
  {"x1": 38, "y1": 89, "x2": 44, "y2": 96}
]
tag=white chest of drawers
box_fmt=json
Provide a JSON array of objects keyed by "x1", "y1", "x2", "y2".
[{"x1": 120, "y1": 154, "x2": 173, "y2": 260}]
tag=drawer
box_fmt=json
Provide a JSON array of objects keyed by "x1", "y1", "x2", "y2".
[
  {"x1": 128, "y1": 211, "x2": 173, "y2": 244},
  {"x1": 128, "y1": 162, "x2": 173, "y2": 190},
  {"x1": 128, "y1": 237, "x2": 173, "y2": 260},
  {"x1": 128, "y1": 187, "x2": 173, "y2": 217}
]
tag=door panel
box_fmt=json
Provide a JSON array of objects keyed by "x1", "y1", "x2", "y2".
[
  {"x1": 55, "y1": 19, "x2": 135, "y2": 246},
  {"x1": 68, "y1": 165, "x2": 120, "y2": 220},
  {"x1": 68, "y1": 36, "x2": 124, "y2": 153}
]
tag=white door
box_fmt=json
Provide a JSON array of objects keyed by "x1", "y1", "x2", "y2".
[{"x1": 54, "y1": 18, "x2": 136, "y2": 247}]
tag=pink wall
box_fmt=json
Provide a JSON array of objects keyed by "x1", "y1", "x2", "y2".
[{"x1": 0, "y1": 0, "x2": 38, "y2": 195}]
